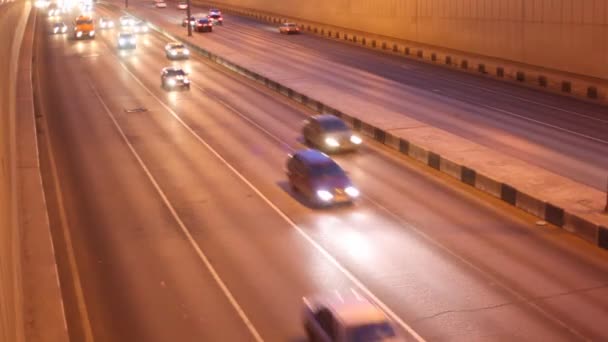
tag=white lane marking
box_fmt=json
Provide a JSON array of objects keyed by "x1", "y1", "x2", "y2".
[
  {"x1": 87, "y1": 78, "x2": 264, "y2": 342},
  {"x1": 110, "y1": 47, "x2": 426, "y2": 341},
  {"x1": 35, "y1": 54, "x2": 96, "y2": 342}
]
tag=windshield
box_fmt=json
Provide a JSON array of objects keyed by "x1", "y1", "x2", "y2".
[
  {"x1": 198, "y1": 19, "x2": 209, "y2": 23},
  {"x1": 76, "y1": 19, "x2": 93, "y2": 25},
  {"x1": 170, "y1": 44, "x2": 185, "y2": 49},
  {"x1": 310, "y1": 162, "x2": 344, "y2": 178},
  {"x1": 320, "y1": 119, "x2": 349, "y2": 132},
  {"x1": 347, "y1": 322, "x2": 397, "y2": 342},
  {"x1": 166, "y1": 70, "x2": 186, "y2": 76},
  {"x1": 286, "y1": 23, "x2": 297, "y2": 27},
  {"x1": 210, "y1": 14, "x2": 221, "y2": 18}
]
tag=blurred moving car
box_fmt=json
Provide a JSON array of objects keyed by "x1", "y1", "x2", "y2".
[
  {"x1": 51, "y1": 22, "x2": 68, "y2": 34},
  {"x1": 303, "y1": 291, "x2": 404, "y2": 342},
  {"x1": 99, "y1": 16, "x2": 115, "y2": 29},
  {"x1": 120, "y1": 15, "x2": 134, "y2": 27},
  {"x1": 117, "y1": 32, "x2": 136, "y2": 49},
  {"x1": 132, "y1": 20, "x2": 149, "y2": 33},
  {"x1": 209, "y1": 8, "x2": 221, "y2": 15},
  {"x1": 160, "y1": 67, "x2": 191, "y2": 90},
  {"x1": 73, "y1": 15, "x2": 95, "y2": 39},
  {"x1": 177, "y1": 1, "x2": 188, "y2": 9},
  {"x1": 164, "y1": 42, "x2": 190, "y2": 59},
  {"x1": 182, "y1": 16, "x2": 196, "y2": 27},
  {"x1": 279, "y1": 22, "x2": 300, "y2": 34},
  {"x1": 47, "y1": 3, "x2": 59, "y2": 17},
  {"x1": 207, "y1": 13, "x2": 223, "y2": 25},
  {"x1": 286, "y1": 149, "x2": 359, "y2": 206},
  {"x1": 302, "y1": 115, "x2": 362, "y2": 152},
  {"x1": 155, "y1": 1, "x2": 167, "y2": 8},
  {"x1": 194, "y1": 18, "x2": 212, "y2": 32}
]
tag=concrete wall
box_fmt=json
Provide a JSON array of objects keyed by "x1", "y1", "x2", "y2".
[
  {"x1": 216, "y1": 0, "x2": 608, "y2": 80},
  {"x1": 0, "y1": 2, "x2": 28, "y2": 342}
]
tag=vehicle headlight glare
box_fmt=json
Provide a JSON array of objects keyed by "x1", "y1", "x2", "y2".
[
  {"x1": 76, "y1": 31, "x2": 82, "y2": 37},
  {"x1": 350, "y1": 135, "x2": 362, "y2": 144},
  {"x1": 62, "y1": 27, "x2": 67, "y2": 32},
  {"x1": 168, "y1": 79, "x2": 176, "y2": 86},
  {"x1": 119, "y1": 38, "x2": 125, "y2": 45},
  {"x1": 316, "y1": 190, "x2": 334, "y2": 202},
  {"x1": 183, "y1": 49, "x2": 189, "y2": 55},
  {"x1": 345, "y1": 186, "x2": 360, "y2": 198},
  {"x1": 170, "y1": 50, "x2": 177, "y2": 55},
  {"x1": 325, "y1": 137, "x2": 340, "y2": 147},
  {"x1": 130, "y1": 38, "x2": 136, "y2": 44},
  {"x1": 89, "y1": 30, "x2": 95, "y2": 36},
  {"x1": 53, "y1": 27, "x2": 59, "y2": 33}
]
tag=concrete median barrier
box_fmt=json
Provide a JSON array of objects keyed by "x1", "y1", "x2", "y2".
[{"x1": 113, "y1": 4, "x2": 608, "y2": 250}]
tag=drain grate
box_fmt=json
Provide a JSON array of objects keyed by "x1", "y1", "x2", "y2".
[{"x1": 124, "y1": 107, "x2": 148, "y2": 113}]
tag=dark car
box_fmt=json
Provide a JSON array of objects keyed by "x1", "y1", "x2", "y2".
[
  {"x1": 286, "y1": 149, "x2": 359, "y2": 206},
  {"x1": 194, "y1": 18, "x2": 213, "y2": 32},
  {"x1": 208, "y1": 13, "x2": 223, "y2": 25},
  {"x1": 302, "y1": 115, "x2": 362, "y2": 152},
  {"x1": 51, "y1": 22, "x2": 68, "y2": 34},
  {"x1": 182, "y1": 16, "x2": 196, "y2": 27},
  {"x1": 160, "y1": 67, "x2": 190, "y2": 90},
  {"x1": 279, "y1": 22, "x2": 300, "y2": 34}
]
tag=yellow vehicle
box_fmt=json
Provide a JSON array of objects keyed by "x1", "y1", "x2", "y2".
[{"x1": 73, "y1": 15, "x2": 95, "y2": 39}]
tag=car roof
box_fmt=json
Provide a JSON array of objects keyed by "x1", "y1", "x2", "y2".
[
  {"x1": 162, "y1": 67, "x2": 184, "y2": 72},
  {"x1": 313, "y1": 114, "x2": 343, "y2": 124},
  {"x1": 293, "y1": 149, "x2": 333, "y2": 165},
  {"x1": 306, "y1": 291, "x2": 390, "y2": 326}
]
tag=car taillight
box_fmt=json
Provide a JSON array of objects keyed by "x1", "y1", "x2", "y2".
[{"x1": 219, "y1": 17, "x2": 223, "y2": 20}]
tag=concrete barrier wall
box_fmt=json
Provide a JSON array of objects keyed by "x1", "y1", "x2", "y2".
[{"x1": 211, "y1": 0, "x2": 608, "y2": 81}]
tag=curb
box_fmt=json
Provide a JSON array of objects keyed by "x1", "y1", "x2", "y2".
[
  {"x1": 194, "y1": 1, "x2": 608, "y2": 106},
  {"x1": 115, "y1": 5, "x2": 608, "y2": 250}
]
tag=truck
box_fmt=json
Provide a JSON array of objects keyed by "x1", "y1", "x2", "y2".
[{"x1": 73, "y1": 15, "x2": 95, "y2": 39}]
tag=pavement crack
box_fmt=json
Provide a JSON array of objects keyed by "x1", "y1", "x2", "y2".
[{"x1": 413, "y1": 283, "x2": 608, "y2": 323}]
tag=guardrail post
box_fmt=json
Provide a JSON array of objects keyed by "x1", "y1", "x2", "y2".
[{"x1": 605, "y1": 176, "x2": 608, "y2": 213}]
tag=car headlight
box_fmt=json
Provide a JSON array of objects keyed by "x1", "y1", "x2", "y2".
[
  {"x1": 130, "y1": 38, "x2": 136, "y2": 44},
  {"x1": 53, "y1": 27, "x2": 59, "y2": 33},
  {"x1": 344, "y1": 186, "x2": 360, "y2": 198},
  {"x1": 350, "y1": 135, "x2": 362, "y2": 144},
  {"x1": 167, "y1": 79, "x2": 176, "y2": 86},
  {"x1": 119, "y1": 38, "x2": 125, "y2": 45},
  {"x1": 76, "y1": 31, "x2": 82, "y2": 37},
  {"x1": 170, "y1": 50, "x2": 177, "y2": 55},
  {"x1": 62, "y1": 27, "x2": 67, "y2": 32},
  {"x1": 89, "y1": 30, "x2": 95, "y2": 36},
  {"x1": 142, "y1": 26, "x2": 148, "y2": 32},
  {"x1": 325, "y1": 137, "x2": 340, "y2": 147},
  {"x1": 183, "y1": 49, "x2": 189, "y2": 55},
  {"x1": 316, "y1": 190, "x2": 334, "y2": 202},
  {"x1": 183, "y1": 79, "x2": 190, "y2": 84},
  {"x1": 109, "y1": 22, "x2": 114, "y2": 27},
  {"x1": 101, "y1": 22, "x2": 106, "y2": 28}
]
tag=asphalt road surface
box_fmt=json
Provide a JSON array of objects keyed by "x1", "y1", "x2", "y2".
[
  {"x1": 115, "y1": 0, "x2": 608, "y2": 191},
  {"x1": 35, "y1": 6, "x2": 608, "y2": 342}
]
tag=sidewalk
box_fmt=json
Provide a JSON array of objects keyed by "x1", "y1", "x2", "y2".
[{"x1": 110, "y1": 1, "x2": 608, "y2": 249}]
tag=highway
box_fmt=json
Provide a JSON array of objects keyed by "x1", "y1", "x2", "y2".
[
  {"x1": 111, "y1": 0, "x2": 608, "y2": 191},
  {"x1": 33, "y1": 5, "x2": 608, "y2": 342}
]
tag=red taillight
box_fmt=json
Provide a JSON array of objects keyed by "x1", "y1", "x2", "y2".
[{"x1": 219, "y1": 17, "x2": 223, "y2": 21}]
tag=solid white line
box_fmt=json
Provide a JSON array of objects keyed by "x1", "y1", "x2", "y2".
[
  {"x1": 87, "y1": 78, "x2": 265, "y2": 342},
  {"x1": 110, "y1": 48, "x2": 426, "y2": 342}
]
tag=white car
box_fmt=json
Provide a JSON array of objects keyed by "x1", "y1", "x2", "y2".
[
  {"x1": 99, "y1": 17, "x2": 115, "y2": 29},
  {"x1": 165, "y1": 42, "x2": 190, "y2": 59},
  {"x1": 177, "y1": 1, "x2": 187, "y2": 9},
  {"x1": 117, "y1": 32, "x2": 136, "y2": 49},
  {"x1": 155, "y1": 1, "x2": 167, "y2": 8},
  {"x1": 120, "y1": 15, "x2": 134, "y2": 27},
  {"x1": 303, "y1": 291, "x2": 404, "y2": 342}
]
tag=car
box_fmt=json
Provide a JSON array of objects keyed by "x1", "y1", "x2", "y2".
[
  {"x1": 117, "y1": 32, "x2": 136, "y2": 49},
  {"x1": 302, "y1": 115, "x2": 362, "y2": 152},
  {"x1": 286, "y1": 149, "x2": 359, "y2": 206},
  {"x1": 177, "y1": 1, "x2": 187, "y2": 9},
  {"x1": 99, "y1": 17, "x2": 115, "y2": 29},
  {"x1": 303, "y1": 290, "x2": 404, "y2": 342},
  {"x1": 194, "y1": 18, "x2": 212, "y2": 32},
  {"x1": 160, "y1": 67, "x2": 190, "y2": 90},
  {"x1": 47, "y1": 3, "x2": 59, "y2": 16},
  {"x1": 132, "y1": 20, "x2": 149, "y2": 33},
  {"x1": 165, "y1": 42, "x2": 190, "y2": 59},
  {"x1": 209, "y1": 8, "x2": 221, "y2": 15},
  {"x1": 120, "y1": 15, "x2": 135, "y2": 27},
  {"x1": 182, "y1": 16, "x2": 196, "y2": 27},
  {"x1": 207, "y1": 13, "x2": 223, "y2": 25},
  {"x1": 155, "y1": 1, "x2": 166, "y2": 8},
  {"x1": 279, "y1": 22, "x2": 300, "y2": 34},
  {"x1": 51, "y1": 22, "x2": 68, "y2": 34}
]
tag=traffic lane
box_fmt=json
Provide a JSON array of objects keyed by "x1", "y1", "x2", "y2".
[
  {"x1": 40, "y1": 21, "x2": 262, "y2": 342},
  {"x1": 81, "y1": 17, "x2": 411, "y2": 341},
  {"x1": 124, "y1": 27, "x2": 608, "y2": 339},
  {"x1": 113, "y1": 0, "x2": 608, "y2": 190},
  {"x1": 192, "y1": 62, "x2": 608, "y2": 340},
  {"x1": 104, "y1": 24, "x2": 602, "y2": 340}
]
